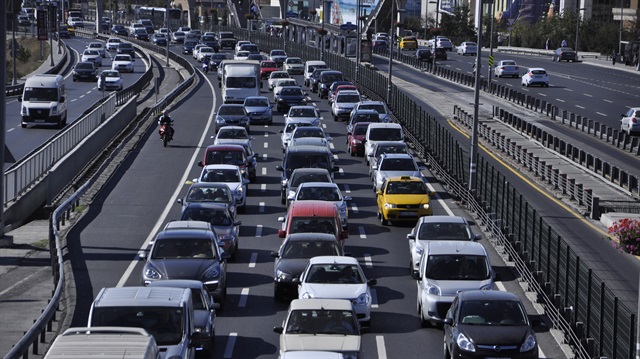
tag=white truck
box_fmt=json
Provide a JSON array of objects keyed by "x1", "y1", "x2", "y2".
[{"x1": 219, "y1": 60, "x2": 261, "y2": 104}]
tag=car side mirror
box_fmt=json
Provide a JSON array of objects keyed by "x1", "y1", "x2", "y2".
[
  {"x1": 287, "y1": 194, "x2": 295, "y2": 200},
  {"x1": 332, "y1": 166, "x2": 340, "y2": 172},
  {"x1": 443, "y1": 318, "x2": 453, "y2": 326},
  {"x1": 411, "y1": 269, "x2": 420, "y2": 280},
  {"x1": 275, "y1": 165, "x2": 284, "y2": 171},
  {"x1": 528, "y1": 315, "x2": 543, "y2": 327},
  {"x1": 270, "y1": 251, "x2": 279, "y2": 258},
  {"x1": 243, "y1": 179, "x2": 250, "y2": 185},
  {"x1": 60, "y1": 96, "x2": 65, "y2": 103},
  {"x1": 326, "y1": 136, "x2": 333, "y2": 141},
  {"x1": 278, "y1": 129, "x2": 284, "y2": 133},
  {"x1": 344, "y1": 196, "x2": 353, "y2": 201},
  {"x1": 212, "y1": 302, "x2": 221, "y2": 310},
  {"x1": 291, "y1": 277, "x2": 301, "y2": 284},
  {"x1": 139, "y1": 250, "x2": 148, "y2": 260},
  {"x1": 407, "y1": 234, "x2": 415, "y2": 240},
  {"x1": 197, "y1": 161, "x2": 204, "y2": 167},
  {"x1": 234, "y1": 221, "x2": 242, "y2": 226},
  {"x1": 273, "y1": 327, "x2": 283, "y2": 334},
  {"x1": 177, "y1": 199, "x2": 183, "y2": 204},
  {"x1": 220, "y1": 252, "x2": 231, "y2": 260},
  {"x1": 278, "y1": 229, "x2": 286, "y2": 238},
  {"x1": 368, "y1": 278, "x2": 377, "y2": 286},
  {"x1": 474, "y1": 234, "x2": 482, "y2": 241},
  {"x1": 419, "y1": 166, "x2": 426, "y2": 171}
]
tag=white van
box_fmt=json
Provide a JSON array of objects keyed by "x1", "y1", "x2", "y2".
[
  {"x1": 44, "y1": 327, "x2": 160, "y2": 359},
  {"x1": 88, "y1": 286, "x2": 198, "y2": 359},
  {"x1": 303, "y1": 60, "x2": 327, "y2": 87},
  {"x1": 220, "y1": 60, "x2": 261, "y2": 104},
  {"x1": 364, "y1": 123, "x2": 404, "y2": 161},
  {"x1": 19, "y1": 74, "x2": 67, "y2": 128}
]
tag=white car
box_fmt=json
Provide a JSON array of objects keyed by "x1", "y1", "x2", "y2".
[
  {"x1": 350, "y1": 100, "x2": 391, "y2": 123},
  {"x1": 273, "y1": 79, "x2": 299, "y2": 101},
  {"x1": 273, "y1": 299, "x2": 361, "y2": 357},
  {"x1": 214, "y1": 126, "x2": 250, "y2": 141},
  {"x1": 105, "y1": 38, "x2": 122, "y2": 51},
  {"x1": 234, "y1": 51, "x2": 250, "y2": 60},
  {"x1": 285, "y1": 106, "x2": 321, "y2": 127},
  {"x1": 288, "y1": 183, "x2": 350, "y2": 227},
  {"x1": 406, "y1": 215, "x2": 482, "y2": 273},
  {"x1": 494, "y1": 59, "x2": 520, "y2": 78},
  {"x1": 194, "y1": 164, "x2": 250, "y2": 210},
  {"x1": 269, "y1": 49, "x2": 288, "y2": 65},
  {"x1": 521, "y1": 67, "x2": 549, "y2": 87},
  {"x1": 456, "y1": 41, "x2": 477, "y2": 56},
  {"x1": 192, "y1": 44, "x2": 206, "y2": 59},
  {"x1": 297, "y1": 256, "x2": 375, "y2": 325},
  {"x1": 97, "y1": 70, "x2": 123, "y2": 91},
  {"x1": 372, "y1": 153, "x2": 425, "y2": 192},
  {"x1": 235, "y1": 41, "x2": 251, "y2": 52},
  {"x1": 111, "y1": 54, "x2": 134, "y2": 73},
  {"x1": 129, "y1": 22, "x2": 144, "y2": 35},
  {"x1": 157, "y1": 28, "x2": 171, "y2": 35},
  {"x1": 197, "y1": 47, "x2": 215, "y2": 62},
  {"x1": 87, "y1": 42, "x2": 106, "y2": 58},
  {"x1": 279, "y1": 119, "x2": 314, "y2": 152},
  {"x1": 268, "y1": 71, "x2": 291, "y2": 91},
  {"x1": 68, "y1": 17, "x2": 84, "y2": 27},
  {"x1": 331, "y1": 90, "x2": 361, "y2": 122},
  {"x1": 81, "y1": 49, "x2": 103, "y2": 67},
  {"x1": 621, "y1": 107, "x2": 640, "y2": 135},
  {"x1": 283, "y1": 57, "x2": 304, "y2": 75}
]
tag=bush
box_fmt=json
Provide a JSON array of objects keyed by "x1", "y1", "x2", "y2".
[
  {"x1": 17, "y1": 46, "x2": 31, "y2": 63},
  {"x1": 608, "y1": 218, "x2": 640, "y2": 255}
]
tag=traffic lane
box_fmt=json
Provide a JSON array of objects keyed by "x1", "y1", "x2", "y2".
[
  {"x1": 67, "y1": 70, "x2": 217, "y2": 327},
  {"x1": 4, "y1": 36, "x2": 147, "y2": 163}
]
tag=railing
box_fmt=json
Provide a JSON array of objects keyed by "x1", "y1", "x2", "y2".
[
  {"x1": 5, "y1": 39, "x2": 69, "y2": 97},
  {"x1": 235, "y1": 27, "x2": 634, "y2": 359}
]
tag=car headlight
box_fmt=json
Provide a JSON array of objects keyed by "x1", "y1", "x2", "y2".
[
  {"x1": 302, "y1": 98, "x2": 307, "y2": 103},
  {"x1": 50, "y1": 105, "x2": 58, "y2": 115},
  {"x1": 421, "y1": 203, "x2": 430, "y2": 209},
  {"x1": 21, "y1": 106, "x2": 27, "y2": 115},
  {"x1": 425, "y1": 282, "x2": 441, "y2": 296},
  {"x1": 144, "y1": 266, "x2": 162, "y2": 280},
  {"x1": 353, "y1": 292, "x2": 370, "y2": 305},
  {"x1": 275, "y1": 269, "x2": 292, "y2": 282},
  {"x1": 384, "y1": 203, "x2": 396, "y2": 209},
  {"x1": 351, "y1": 139, "x2": 362, "y2": 144},
  {"x1": 218, "y1": 234, "x2": 236, "y2": 242},
  {"x1": 288, "y1": 190, "x2": 296, "y2": 198},
  {"x1": 301, "y1": 292, "x2": 314, "y2": 299},
  {"x1": 202, "y1": 266, "x2": 220, "y2": 280},
  {"x1": 236, "y1": 186, "x2": 244, "y2": 194},
  {"x1": 456, "y1": 333, "x2": 475, "y2": 352},
  {"x1": 216, "y1": 117, "x2": 226, "y2": 124},
  {"x1": 520, "y1": 334, "x2": 537, "y2": 352}
]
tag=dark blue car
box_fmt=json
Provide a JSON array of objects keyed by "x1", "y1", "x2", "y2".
[
  {"x1": 276, "y1": 86, "x2": 308, "y2": 112},
  {"x1": 183, "y1": 40, "x2": 197, "y2": 54}
]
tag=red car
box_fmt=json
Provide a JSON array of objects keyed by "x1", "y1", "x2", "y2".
[
  {"x1": 347, "y1": 122, "x2": 373, "y2": 156},
  {"x1": 260, "y1": 60, "x2": 279, "y2": 79}
]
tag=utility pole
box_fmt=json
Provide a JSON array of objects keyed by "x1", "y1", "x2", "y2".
[
  {"x1": 469, "y1": 0, "x2": 484, "y2": 193},
  {"x1": 1, "y1": 0, "x2": 7, "y2": 238},
  {"x1": 166, "y1": 0, "x2": 170, "y2": 67},
  {"x1": 387, "y1": 0, "x2": 395, "y2": 104}
]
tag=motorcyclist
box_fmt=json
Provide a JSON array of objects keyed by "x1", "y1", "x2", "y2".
[
  {"x1": 158, "y1": 110, "x2": 175, "y2": 140},
  {"x1": 202, "y1": 57, "x2": 210, "y2": 73}
]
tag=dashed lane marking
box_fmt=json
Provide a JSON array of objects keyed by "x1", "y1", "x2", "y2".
[
  {"x1": 223, "y1": 333, "x2": 237, "y2": 358},
  {"x1": 255, "y1": 225, "x2": 263, "y2": 237},
  {"x1": 238, "y1": 288, "x2": 249, "y2": 307},
  {"x1": 259, "y1": 202, "x2": 265, "y2": 213},
  {"x1": 376, "y1": 336, "x2": 387, "y2": 359},
  {"x1": 358, "y1": 226, "x2": 366, "y2": 239},
  {"x1": 261, "y1": 184, "x2": 266, "y2": 192},
  {"x1": 249, "y1": 252, "x2": 257, "y2": 268}
]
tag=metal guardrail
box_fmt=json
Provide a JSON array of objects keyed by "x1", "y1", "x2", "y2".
[{"x1": 5, "y1": 40, "x2": 69, "y2": 97}]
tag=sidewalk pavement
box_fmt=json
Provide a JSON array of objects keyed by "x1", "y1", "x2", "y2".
[
  {"x1": 0, "y1": 48, "x2": 190, "y2": 358},
  {"x1": 9, "y1": 39, "x2": 67, "y2": 87}
]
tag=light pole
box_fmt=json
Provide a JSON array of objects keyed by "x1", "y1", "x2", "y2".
[
  {"x1": 618, "y1": 0, "x2": 623, "y2": 56},
  {"x1": 166, "y1": 0, "x2": 170, "y2": 67},
  {"x1": 574, "y1": 8, "x2": 585, "y2": 59},
  {"x1": 387, "y1": 0, "x2": 395, "y2": 103},
  {"x1": 49, "y1": 2, "x2": 55, "y2": 67},
  {"x1": 487, "y1": 1, "x2": 495, "y2": 84},
  {"x1": 469, "y1": 0, "x2": 484, "y2": 193},
  {"x1": 12, "y1": 0, "x2": 18, "y2": 85}
]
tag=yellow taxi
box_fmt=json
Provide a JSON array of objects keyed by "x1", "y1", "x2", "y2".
[
  {"x1": 399, "y1": 36, "x2": 418, "y2": 50},
  {"x1": 376, "y1": 176, "x2": 433, "y2": 225},
  {"x1": 66, "y1": 24, "x2": 76, "y2": 36}
]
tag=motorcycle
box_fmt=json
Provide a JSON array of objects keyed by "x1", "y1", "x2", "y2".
[
  {"x1": 202, "y1": 58, "x2": 210, "y2": 74},
  {"x1": 159, "y1": 120, "x2": 174, "y2": 147}
]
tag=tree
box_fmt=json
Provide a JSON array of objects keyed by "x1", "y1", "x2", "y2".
[{"x1": 439, "y1": 5, "x2": 475, "y2": 43}]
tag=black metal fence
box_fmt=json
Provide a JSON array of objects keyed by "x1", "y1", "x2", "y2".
[{"x1": 233, "y1": 26, "x2": 636, "y2": 359}]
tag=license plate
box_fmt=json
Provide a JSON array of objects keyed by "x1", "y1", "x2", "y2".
[
  {"x1": 34, "y1": 119, "x2": 45, "y2": 123},
  {"x1": 400, "y1": 211, "x2": 417, "y2": 217}
]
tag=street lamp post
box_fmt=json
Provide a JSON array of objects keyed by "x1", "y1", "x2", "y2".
[
  {"x1": 387, "y1": 0, "x2": 395, "y2": 103},
  {"x1": 575, "y1": 8, "x2": 586, "y2": 59},
  {"x1": 469, "y1": 0, "x2": 484, "y2": 193},
  {"x1": 618, "y1": 0, "x2": 623, "y2": 56},
  {"x1": 166, "y1": 0, "x2": 170, "y2": 67},
  {"x1": 49, "y1": 2, "x2": 55, "y2": 67}
]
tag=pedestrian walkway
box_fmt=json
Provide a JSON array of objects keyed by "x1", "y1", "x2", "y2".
[{"x1": 0, "y1": 46, "x2": 188, "y2": 358}]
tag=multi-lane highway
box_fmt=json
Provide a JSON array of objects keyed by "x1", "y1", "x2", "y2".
[{"x1": 60, "y1": 41, "x2": 572, "y2": 358}]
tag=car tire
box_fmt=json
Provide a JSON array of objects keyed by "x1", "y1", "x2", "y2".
[
  {"x1": 379, "y1": 211, "x2": 389, "y2": 226},
  {"x1": 281, "y1": 192, "x2": 286, "y2": 205},
  {"x1": 418, "y1": 303, "x2": 431, "y2": 328}
]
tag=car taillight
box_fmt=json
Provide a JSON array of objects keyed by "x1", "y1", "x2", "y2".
[{"x1": 632, "y1": 118, "x2": 637, "y2": 123}]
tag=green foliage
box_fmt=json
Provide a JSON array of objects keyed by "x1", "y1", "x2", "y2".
[
  {"x1": 439, "y1": 6, "x2": 476, "y2": 43},
  {"x1": 221, "y1": 9, "x2": 228, "y2": 26},
  {"x1": 211, "y1": 9, "x2": 219, "y2": 26},
  {"x1": 17, "y1": 46, "x2": 31, "y2": 63}
]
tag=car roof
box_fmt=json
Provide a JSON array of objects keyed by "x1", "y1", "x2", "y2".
[
  {"x1": 203, "y1": 164, "x2": 240, "y2": 170},
  {"x1": 164, "y1": 220, "x2": 213, "y2": 231},
  {"x1": 417, "y1": 215, "x2": 469, "y2": 225},
  {"x1": 386, "y1": 175, "x2": 424, "y2": 183},
  {"x1": 336, "y1": 90, "x2": 360, "y2": 96},
  {"x1": 188, "y1": 182, "x2": 232, "y2": 190},
  {"x1": 184, "y1": 202, "x2": 229, "y2": 210},
  {"x1": 528, "y1": 67, "x2": 546, "y2": 71},
  {"x1": 380, "y1": 153, "x2": 413, "y2": 159},
  {"x1": 291, "y1": 168, "x2": 331, "y2": 175},
  {"x1": 374, "y1": 141, "x2": 407, "y2": 147},
  {"x1": 368, "y1": 122, "x2": 402, "y2": 129},
  {"x1": 353, "y1": 122, "x2": 374, "y2": 129},
  {"x1": 457, "y1": 289, "x2": 521, "y2": 302},
  {"x1": 285, "y1": 145, "x2": 331, "y2": 154},
  {"x1": 288, "y1": 200, "x2": 338, "y2": 215},
  {"x1": 308, "y1": 256, "x2": 358, "y2": 265},
  {"x1": 426, "y1": 240, "x2": 487, "y2": 255},
  {"x1": 298, "y1": 182, "x2": 339, "y2": 189},
  {"x1": 289, "y1": 298, "x2": 354, "y2": 311},
  {"x1": 353, "y1": 109, "x2": 379, "y2": 115}
]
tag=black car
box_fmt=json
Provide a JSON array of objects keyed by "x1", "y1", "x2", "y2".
[
  {"x1": 73, "y1": 61, "x2": 98, "y2": 82},
  {"x1": 271, "y1": 233, "x2": 344, "y2": 300},
  {"x1": 180, "y1": 202, "x2": 241, "y2": 260},
  {"x1": 200, "y1": 35, "x2": 220, "y2": 52},
  {"x1": 133, "y1": 29, "x2": 149, "y2": 41},
  {"x1": 151, "y1": 33, "x2": 168, "y2": 46},
  {"x1": 116, "y1": 42, "x2": 135, "y2": 58},
  {"x1": 552, "y1": 47, "x2": 577, "y2": 62},
  {"x1": 17, "y1": 15, "x2": 31, "y2": 26},
  {"x1": 218, "y1": 31, "x2": 237, "y2": 49},
  {"x1": 433, "y1": 47, "x2": 448, "y2": 60},
  {"x1": 276, "y1": 86, "x2": 308, "y2": 112},
  {"x1": 444, "y1": 290, "x2": 539, "y2": 359},
  {"x1": 183, "y1": 40, "x2": 198, "y2": 54},
  {"x1": 309, "y1": 68, "x2": 330, "y2": 93},
  {"x1": 214, "y1": 104, "x2": 250, "y2": 131},
  {"x1": 111, "y1": 24, "x2": 127, "y2": 36},
  {"x1": 58, "y1": 25, "x2": 71, "y2": 38},
  {"x1": 208, "y1": 53, "x2": 227, "y2": 69},
  {"x1": 416, "y1": 48, "x2": 432, "y2": 61}
]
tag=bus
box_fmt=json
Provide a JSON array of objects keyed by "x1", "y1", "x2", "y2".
[{"x1": 135, "y1": 6, "x2": 182, "y2": 30}]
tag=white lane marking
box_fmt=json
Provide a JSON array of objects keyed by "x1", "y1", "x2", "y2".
[
  {"x1": 584, "y1": 93, "x2": 593, "y2": 97},
  {"x1": 261, "y1": 167, "x2": 267, "y2": 175},
  {"x1": 263, "y1": 142, "x2": 268, "y2": 148},
  {"x1": 256, "y1": 225, "x2": 263, "y2": 237},
  {"x1": 333, "y1": 154, "x2": 339, "y2": 161},
  {"x1": 596, "y1": 112, "x2": 607, "y2": 117},
  {"x1": 238, "y1": 288, "x2": 249, "y2": 307},
  {"x1": 351, "y1": 203, "x2": 359, "y2": 213},
  {"x1": 604, "y1": 99, "x2": 613, "y2": 103},
  {"x1": 259, "y1": 202, "x2": 265, "y2": 213},
  {"x1": 7, "y1": 128, "x2": 15, "y2": 133},
  {"x1": 261, "y1": 183, "x2": 266, "y2": 192},
  {"x1": 425, "y1": 181, "x2": 454, "y2": 216},
  {"x1": 575, "y1": 105, "x2": 585, "y2": 109},
  {"x1": 564, "y1": 88, "x2": 573, "y2": 92},
  {"x1": 329, "y1": 142, "x2": 335, "y2": 149},
  {"x1": 223, "y1": 333, "x2": 238, "y2": 358},
  {"x1": 371, "y1": 288, "x2": 379, "y2": 309},
  {"x1": 249, "y1": 252, "x2": 258, "y2": 268},
  {"x1": 555, "y1": 98, "x2": 565, "y2": 102},
  {"x1": 339, "y1": 167, "x2": 345, "y2": 176},
  {"x1": 264, "y1": 133, "x2": 269, "y2": 138},
  {"x1": 537, "y1": 93, "x2": 547, "y2": 97},
  {"x1": 117, "y1": 64, "x2": 218, "y2": 288},
  {"x1": 376, "y1": 336, "x2": 387, "y2": 359},
  {"x1": 322, "y1": 123, "x2": 327, "y2": 129},
  {"x1": 364, "y1": 254, "x2": 372, "y2": 268},
  {"x1": 70, "y1": 99, "x2": 77, "y2": 102},
  {"x1": 358, "y1": 226, "x2": 366, "y2": 239},
  {"x1": 343, "y1": 184, "x2": 351, "y2": 193},
  {"x1": 0, "y1": 267, "x2": 49, "y2": 296},
  {"x1": 262, "y1": 153, "x2": 267, "y2": 161},
  {"x1": 79, "y1": 95, "x2": 85, "y2": 98},
  {"x1": 86, "y1": 90, "x2": 92, "y2": 94}
]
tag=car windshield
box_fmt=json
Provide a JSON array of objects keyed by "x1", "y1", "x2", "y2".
[
  {"x1": 152, "y1": 237, "x2": 216, "y2": 259},
  {"x1": 369, "y1": 128, "x2": 402, "y2": 141},
  {"x1": 219, "y1": 106, "x2": 246, "y2": 115},
  {"x1": 201, "y1": 168, "x2": 241, "y2": 182},
  {"x1": 417, "y1": 222, "x2": 472, "y2": 240},
  {"x1": 23, "y1": 87, "x2": 57, "y2": 101},
  {"x1": 293, "y1": 128, "x2": 323, "y2": 138},
  {"x1": 202, "y1": 36, "x2": 216, "y2": 41},
  {"x1": 114, "y1": 55, "x2": 130, "y2": 61},
  {"x1": 305, "y1": 264, "x2": 364, "y2": 284},
  {"x1": 219, "y1": 33, "x2": 233, "y2": 39},
  {"x1": 280, "y1": 88, "x2": 303, "y2": 96},
  {"x1": 531, "y1": 70, "x2": 547, "y2": 75},
  {"x1": 102, "y1": 71, "x2": 119, "y2": 77},
  {"x1": 281, "y1": 240, "x2": 339, "y2": 259},
  {"x1": 205, "y1": 150, "x2": 245, "y2": 166},
  {"x1": 262, "y1": 61, "x2": 277, "y2": 68},
  {"x1": 91, "y1": 307, "x2": 184, "y2": 346},
  {"x1": 353, "y1": 125, "x2": 369, "y2": 135},
  {"x1": 181, "y1": 207, "x2": 233, "y2": 226},
  {"x1": 212, "y1": 54, "x2": 226, "y2": 60},
  {"x1": 290, "y1": 108, "x2": 317, "y2": 117},
  {"x1": 290, "y1": 217, "x2": 336, "y2": 234},
  {"x1": 503, "y1": 61, "x2": 516, "y2": 66},
  {"x1": 271, "y1": 50, "x2": 286, "y2": 56},
  {"x1": 286, "y1": 309, "x2": 358, "y2": 335},
  {"x1": 337, "y1": 94, "x2": 360, "y2": 103},
  {"x1": 354, "y1": 113, "x2": 379, "y2": 122},
  {"x1": 321, "y1": 73, "x2": 342, "y2": 83},
  {"x1": 226, "y1": 77, "x2": 256, "y2": 88},
  {"x1": 426, "y1": 254, "x2": 489, "y2": 280},
  {"x1": 386, "y1": 181, "x2": 427, "y2": 194},
  {"x1": 459, "y1": 300, "x2": 527, "y2": 326},
  {"x1": 186, "y1": 186, "x2": 232, "y2": 203},
  {"x1": 285, "y1": 122, "x2": 312, "y2": 133},
  {"x1": 287, "y1": 58, "x2": 302, "y2": 64},
  {"x1": 184, "y1": 41, "x2": 197, "y2": 47},
  {"x1": 297, "y1": 186, "x2": 340, "y2": 201},
  {"x1": 379, "y1": 158, "x2": 416, "y2": 171},
  {"x1": 76, "y1": 63, "x2": 94, "y2": 69},
  {"x1": 84, "y1": 50, "x2": 99, "y2": 55},
  {"x1": 375, "y1": 144, "x2": 407, "y2": 157},
  {"x1": 245, "y1": 98, "x2": 269, "y2": 106},
  {"x1": 217, "y1": 129, "x2": 248, "y2": 139},
  {"x1": 89, "y1": 44, "x2": 102, "y2": 48},
  {"x1": 200, "y1": 47, "x2": 213, "y2": 53},
  {"x1": 155, "y1": 34, "x2": 166, "y2": 38},
  {"x1": 271, "y1": 72, "x2": 289, "y2": 79},
  {"x1": 290, "y1": 173, "x2": 331, "y2": 187}
]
